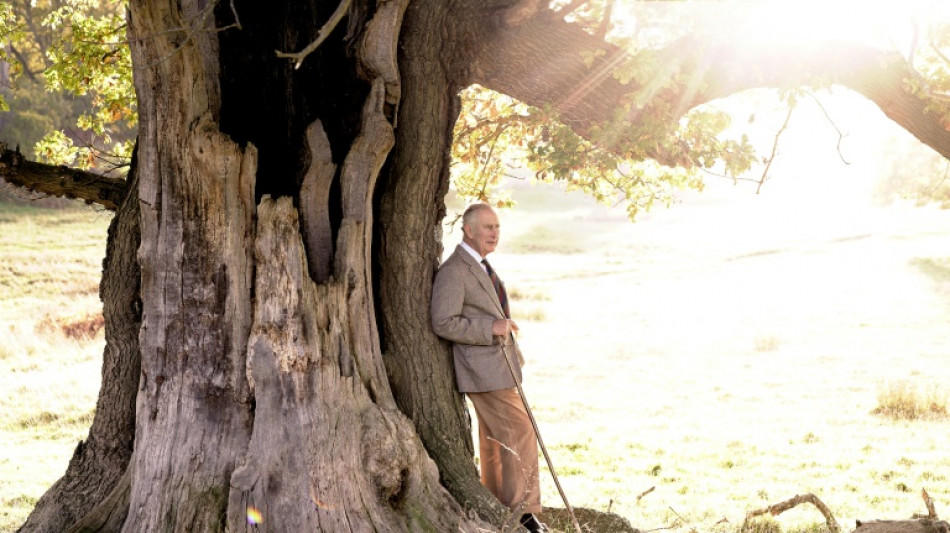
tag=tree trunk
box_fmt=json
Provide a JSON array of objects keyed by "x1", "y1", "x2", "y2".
[
  {"x1": 112, "y1": 0, "x2": 489, "y2": 530},
  {"x1": 376, "y1": 0, "x2": 511, "y2": 524}
]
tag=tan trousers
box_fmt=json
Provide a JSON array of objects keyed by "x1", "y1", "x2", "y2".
[{"x1": 468, "y1": 388, "x2": 542, "y2": 514}]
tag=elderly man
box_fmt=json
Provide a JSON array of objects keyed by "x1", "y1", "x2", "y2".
[{"x1": 431, "y1": 203, "x2": 546, "y2": 533}]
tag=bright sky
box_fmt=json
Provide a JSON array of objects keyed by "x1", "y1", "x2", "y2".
[
  {"x1": 595, "y1": 1, "x2": 950, "y2": 219},
  {"x1": 609, "y1": 0, "x2": 950, "y2": 51}
]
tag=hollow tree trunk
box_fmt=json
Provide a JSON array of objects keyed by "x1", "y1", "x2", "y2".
[
  {"x1": 114, "y1": 0, "x2": 487, "y2": 530},
  {"x1": 18, "y1": 153, "x2": 141, "y2": 533}
]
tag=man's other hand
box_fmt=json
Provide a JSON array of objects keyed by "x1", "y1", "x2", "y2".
[{"x1": 491, "y1": 319, "x2": 519, "y2": 337}]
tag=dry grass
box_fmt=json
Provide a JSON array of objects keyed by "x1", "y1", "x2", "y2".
[
  {"x1": 3, "y1": 182, "x2": 950, "y2": 532},
  {"x1": 873, "y1": 380, "x2": 948, "y2": 420},
  {"x1": 447, "y1": 182, "x2": 950, "y2": 532},
  {"x1": 35, "y1": 311, "x2": 105, "y2": 340},
  {"x1": 0, "y1": 201, "x2": 110, "y2": 532}
]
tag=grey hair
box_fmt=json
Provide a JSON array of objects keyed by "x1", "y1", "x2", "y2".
[{"x1": 461, "y1": 203, "x2": 494, "y2": 228}]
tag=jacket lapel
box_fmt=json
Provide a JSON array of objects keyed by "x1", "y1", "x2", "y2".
[{"x1": 456, "y1": 245, "x2": 506, "y2": 317}]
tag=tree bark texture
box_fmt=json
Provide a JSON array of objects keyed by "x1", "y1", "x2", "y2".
[
  {"x1": 126, "y1": 0, "x2": 256, "y2": 526},
  {"x1": 0, "y1": 143, "x2": 128, "y2": 210},
  {"x1": 116, "y1": 0, "x2": 488, "y2": 530},
  {"x1": 377, "y1": 0, "x2": 511, "y2": 525}
]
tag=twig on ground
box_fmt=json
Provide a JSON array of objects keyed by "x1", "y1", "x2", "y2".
[
  {"x1": 636, "y1": 486, "x2": 655, "y2": 504},
  {"x1": 743, "y1": 493, "x2": 841, "y2": 533},
  {"x1": 912, "y1": 488, "x2": 938, "y2": 520}
]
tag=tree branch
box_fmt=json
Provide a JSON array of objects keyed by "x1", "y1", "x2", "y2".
[
  {"x1": 553, "y1": 0, "x2": 587, "y2": 19},
  {"x1": 808, "y1": 91, "x2": 851, "y2": 165},
  {"x1": 757, "y1": 103, "x2": 795, "y2": 193},
  {"x1": 472, "y1": 13, "x2": 950, "y2": 164},
  {"x1": 275, "y1": 0, "x2": 351, "y2": 69},
  {"x1": 0, "y1": 143, "x2": 128, "y2": 210},
  {"x1": 8, "y1": 44, "x2": 40, "y2": 83},
  {"x1": 595, "y1": 0, "x2": 615, "y2": 40}
]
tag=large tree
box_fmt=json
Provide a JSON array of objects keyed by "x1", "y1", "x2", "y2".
[{"x1": 3, "y1": 0, "x2": 950, "y2": 531}]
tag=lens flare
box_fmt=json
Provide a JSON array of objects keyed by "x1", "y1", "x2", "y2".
[{"x1": 246, "y1": 506, "x2": 263, "y2": 525}]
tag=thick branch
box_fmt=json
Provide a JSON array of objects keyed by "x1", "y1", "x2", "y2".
[
  {"x1": 0, "y1": 143, "x2": 128, "y2": 210},
  {"x1": 8, "y1": 44, "x2": 41, "y2": 83},
  {"x1": 472, "y1": 13, "x2": 950, "y2": 163}
]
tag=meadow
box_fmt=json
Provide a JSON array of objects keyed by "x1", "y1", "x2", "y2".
[
  {"x1": 0, "y1": 201, "x2": 112, "y2": 531},
  {"x1": 1, "y1": 180, "x2": 949, "y2": 532}
]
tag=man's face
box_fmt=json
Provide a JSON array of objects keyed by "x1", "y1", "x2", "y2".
[{"x1": 463, "y1": 208, "x2": 500, "y2": 257}]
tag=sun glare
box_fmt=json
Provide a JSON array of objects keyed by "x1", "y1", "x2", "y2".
[
  {"x1": 607, "y1": 1, "x2": 950, "y2": 53},
  {"x1": 739, "y1": 0, "x2": 907, "y2": 48}
]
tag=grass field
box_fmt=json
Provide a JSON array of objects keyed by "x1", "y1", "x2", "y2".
[
  {"x1": 447, "y1": 181, "x2": 950, "y2": 532},
  {"x1": 2, "y1": 182, "x2": 949, "y2": 532},
  {"x1": 0, "y1": 202, "x2": 112, "y2": 531}
]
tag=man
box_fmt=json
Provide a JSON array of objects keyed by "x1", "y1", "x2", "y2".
[{"x1": 431, "y1": 203, "x2": 546, "y2": 533}]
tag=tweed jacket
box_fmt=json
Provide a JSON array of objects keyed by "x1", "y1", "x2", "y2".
[{"x1": 431, "y1": 245, "x2": 524, "y2": 393}]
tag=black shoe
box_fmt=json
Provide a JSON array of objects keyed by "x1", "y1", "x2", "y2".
[{"x1": 519, "y1": 513, "x2": 548, "y2": 532}]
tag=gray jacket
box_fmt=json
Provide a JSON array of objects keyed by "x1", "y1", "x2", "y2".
[{"x1": 431, "y1": 245, "x2": 524, "y2": 393}]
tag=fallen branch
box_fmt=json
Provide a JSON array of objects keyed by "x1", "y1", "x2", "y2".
[
  {"x1": 636, "y1": 486, "x2": 655, "y2": 504},
  {"x1": 0, "y1": 143, "x2": 128, "y2": 211},
  {"x1": 743, "y1": 493, "x2": 841, "y2": 533}
]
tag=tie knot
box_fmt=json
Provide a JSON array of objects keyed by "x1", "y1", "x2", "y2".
[{"x1": 481, "y1": 259, "x2": 492, "y2": 271}]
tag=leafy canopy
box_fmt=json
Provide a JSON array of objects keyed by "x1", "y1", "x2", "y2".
[
  {"x1": 1, "y1": 0, "x2": 132, "y2": 172},
  {"x1": 2, "y1": 0, "x2": 950, "y2": 208},
  {"x1": 452, "y1": 1, "x2": 950, "y2": 215}
]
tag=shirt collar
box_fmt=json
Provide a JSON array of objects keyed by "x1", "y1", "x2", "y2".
[{"x1": 459, "y1": 241, "x2": 486, "y2": 267}]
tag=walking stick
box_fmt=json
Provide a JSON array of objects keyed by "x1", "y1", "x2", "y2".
[{"x1": 501, "y1": 339, "x2": 582, "y2": 533}]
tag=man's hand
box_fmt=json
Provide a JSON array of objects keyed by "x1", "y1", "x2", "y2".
[{"x1": 491, "y1": 319, "x2": 519, "y2": 337}]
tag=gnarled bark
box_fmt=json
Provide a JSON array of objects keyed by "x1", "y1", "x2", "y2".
[
  {"x1": 117, "y1": 0, "x2": 489, "y2": 530},
  {"x1": 377, "y1": 0, "x2": 511, "y2": 525}
]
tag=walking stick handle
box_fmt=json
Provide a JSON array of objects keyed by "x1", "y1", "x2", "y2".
[{"x1": 501, "y1": 340, "x2": 583, "y2": 533}]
